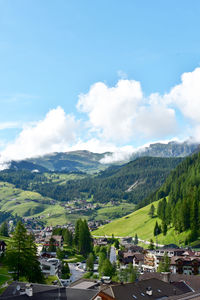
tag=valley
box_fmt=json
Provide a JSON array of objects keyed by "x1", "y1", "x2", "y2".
[{"x1": 0, "y1": 143, "x2": 200, "y2": 246}]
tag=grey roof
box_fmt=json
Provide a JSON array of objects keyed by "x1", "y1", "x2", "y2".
[
  {"x1": 101, "y1": 278, "x2": 185, "y2": 300},
  {"x1": 139, "y1": 273, "x2": 200, "y2": 292},
  {"x1": 0, "y1": 282, "x2": 98, "y2": 300},
  {"x1": 69, "y1": 278, "x2": 100, "y2": 289}
]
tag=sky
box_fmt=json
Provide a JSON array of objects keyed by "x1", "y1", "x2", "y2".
[{"x1": 1, "y1": 0, "x2": 200, "y2": 165}]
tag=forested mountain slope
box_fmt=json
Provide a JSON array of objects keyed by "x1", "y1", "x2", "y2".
[
  {"x1": 0, "y1": 157, "x2": 183, "y2": 204},
  {"x1": 8, "y1": 150, "x2": 110, "y2": 173},
  {"x1": 144, "y1": 152, "x2": 200, "y2": 241},
  {"x1": 96, "y1": 151, "x2": 200, "y2": 245}
]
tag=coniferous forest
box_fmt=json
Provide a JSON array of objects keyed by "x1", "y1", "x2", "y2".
[{"x1": 147, "y1": 152, "x2": 200, "y2": 241}]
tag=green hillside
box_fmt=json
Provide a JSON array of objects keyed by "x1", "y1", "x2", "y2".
[
  {"x1": 0, "y1": 157, "x2": 182, "y2": 205},
  {"x1": 94, "y1": 151, "x2": 200, "y2": 246},
  {"x1": 0, "y1": 181, "x2": 68, "y2": 225},
  {"x1": 27, "y1": 150, "x2": 108, "y2": 173},
  {"x1": 93, "y1": 200, "x2": 190, "y2": 246}
]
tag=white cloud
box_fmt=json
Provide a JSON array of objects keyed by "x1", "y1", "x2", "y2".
[
  {"x1": 133, "y1": 104, "x2": 177, "y2": 139},
  {"x1": 77, "y1": 79, "x2": 177, "y2": 142},
  {"x1": 0, "y1": 107, "x2": 79, "y2": 164},
  {"x1": 165, "y1": 67, "x2": 200, "y2": 123},
  {"x1": 1, "y1": 67, "x2": 200, "y2": 166}
]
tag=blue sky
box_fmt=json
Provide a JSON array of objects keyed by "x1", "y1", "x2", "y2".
[{"x1": 1, "y1": 0, "x2": 200, "y2": 164}]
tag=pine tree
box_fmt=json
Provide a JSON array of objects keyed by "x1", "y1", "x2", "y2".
[
  {"x1": 154, "y1": 221, "x2": 161, "y2": 236},
  {"x1": 148, "y1": 239, "x2": 154, "y2": 250},
  {"x1": 5, "y1": 221, "x2": 43, "y2": 282},
  {"x1": 63, "y1": 228, "x2": 73, "y2": 246},
  {"x1": 74, "y1": 219, "x2": 82, "y2": 249},
  {"x1": 157, "y1": 252, "x2": 170, "y2": 272},
  {"x1": 162, "y1": 221, "x2": 167, "y2": 236},
  {"x1": 0, "y1": 221, "x2": 9, "y2": 237},
  {"x1": 134, "y1": 234, "x2": 138, "y2": 245},
  {"x1": 86, "y1": 252, "x2": 94, "y2": 271},
  {"x1": 24, "y1": 234, "x2": 44, "y2": 283},
  {"x1": 148, "y1": 204, "x2": 155, "y2": 218},
  {"x1": 5, "y1": 221, "x2": 27, "y2": 280},
  {"x1": 100, "y1": 259, "x2": 114, "y2": 277},
  {"x1": 75, "y1": 219, "x2": 93, "y2": 257},
  {"x1": 98, "y1": 250, "x2": 107, "y2": 273}
]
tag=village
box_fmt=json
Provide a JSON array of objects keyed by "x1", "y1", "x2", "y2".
[{"x1": 1, "y1": 221, "x2": 200, "y2": 299}]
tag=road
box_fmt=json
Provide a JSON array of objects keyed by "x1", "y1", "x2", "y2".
[
  {"x1": 93, "y1": 235, "x2": 164, "y2": 248},
  {"x1": 110, "y1": 246, "x2": 117, "y2": 264},
  {"x1": 69, "y1": 263, "x2": 85, "y2": 283}
]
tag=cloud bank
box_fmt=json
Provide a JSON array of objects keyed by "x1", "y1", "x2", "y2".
[
  {"x1": 1, "y1": 67, "x2": 200, "y2": 166},
  {"x1": 0, "y1": 107, "x2": 79, "y2": 167}
]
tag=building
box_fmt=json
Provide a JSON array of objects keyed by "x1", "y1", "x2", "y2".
[
  {"x1": 92, "y1": 278, "x2": 188, "y2": 300},
  {"x1": 39, "y1": 258, "x2": 61, "y2": 276},
  {"x1": 170, "y1": 256, "x2": 200, "y2": 275},
  {"x1": 0, "y1": 282, "x2": 98, "y2": 299}
]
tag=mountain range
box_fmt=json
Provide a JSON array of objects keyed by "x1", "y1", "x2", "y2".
[{"x1": 6, "y1": 141, "x2": 199, "y2": 173}]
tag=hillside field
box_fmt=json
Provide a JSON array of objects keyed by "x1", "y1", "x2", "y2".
[{"x1": 93, "y1": 200, "x2": 191, "y2": 246}]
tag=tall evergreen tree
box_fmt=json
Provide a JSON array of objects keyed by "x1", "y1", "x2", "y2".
[
  {"x1": 63, "y1": 228, "x2": 73, "y2": 246},
  {"x1": 161, "y1": 221, "x2": 167, "y2": 236},
  {"x1": 154, "y1": 221, "x2": 161, "y2": 236},
  {"x1": 78, "y1": 220, "x2": 92, "y2": 256},
  {"x1": 157, "y1": 252, "x2": 170, "y2": 272},
  {"x1": 0, "y1": 221, "x2": 9, "y2": 237},
  {"x1": 74, "y1": 219, "x2": 82, "y2": 249},
  {"x1": 86, "y1": 252, "x2": 94, "y2": 271},
  {"x1": 5, "y1": 221, "x2": 43, "y2": 282},
  {"x1": 148, "y1": 204, "x2": 155, "y2": 218},
  {"x1": 148, "y1": 239, "x2": 154, "y2": 250},
  {"x1": 134, "y1": 233, "x2": 138, "y2": 245}
]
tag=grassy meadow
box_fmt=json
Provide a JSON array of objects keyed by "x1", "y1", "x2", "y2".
[{"x1": 93, "y1": 200, "x2": 190, "y2": 246}]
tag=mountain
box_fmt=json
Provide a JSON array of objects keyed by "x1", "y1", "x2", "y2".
[
  {"x1": 9, "y1": 160, "x2": 49, "y2": 173},
  {"x1": 0, "y1": 156, "x2": 182, "y2": 204},
  {"x1": 8, "y1": 150, "x2": 111, "y2": 173},
  {"x1": 86, "y1": 156, "x2": 184, "y2": 204},
  {"x1": 130, "y1": 141, "x2": 198, "y2": 160},
  {"x1": 4, "y1": 141, "x2": 199, "y2": 174}
]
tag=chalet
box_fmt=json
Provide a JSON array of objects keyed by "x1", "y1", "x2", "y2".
[
  {"x1": 44, "y1": 235, "x2": 64, "y2": 248},
  {"x1": 142, "y1": 252, "x2": 157, "y2": 272},
  {"x1": 154, "y1": 247, "x2": 185, "y2": 258},
  {"x1": 120, "y1": 236, "x2": 133, "y2": 245},
  {"x1": 132, "y1": 253, "x2": 145, "y2": 270},
  {"x1": 124, "y1": 244, "x2": 144, "y2": 253},
  {"x1": 170, "y1": 256, "x2": 200, "y2": 275}
]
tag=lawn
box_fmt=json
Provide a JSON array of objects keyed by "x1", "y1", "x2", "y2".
[
  {"x1": 0, "y1": 266, "x2": 12, "y2": 293},
  {"x1": 45, "y1": 275, "x2": 59, "y2": 285}
]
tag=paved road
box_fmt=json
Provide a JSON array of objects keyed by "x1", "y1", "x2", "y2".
[
  {"x1": 110, "y1": 246, "x2": 117, "y2": 264},
  {"x1": 93, "y1": 235, "x2": 164, "y2": 248},
  {"x1": 69, "y1": 263, "x2": 85, "y2": 283}
]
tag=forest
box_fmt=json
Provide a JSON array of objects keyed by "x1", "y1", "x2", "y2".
[
  {"x1": 0, "y1": 157, "x2": 182, "y2": 205},
  {"x1": 147, "y1": 152, "x2": 200, "y2": 242}
]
